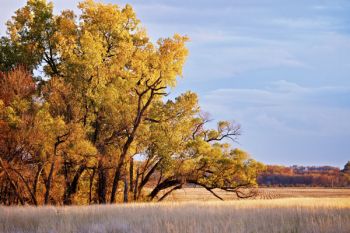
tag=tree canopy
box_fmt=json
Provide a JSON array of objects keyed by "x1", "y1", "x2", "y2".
[{"x1": 0, "y1": 0, "x2": 264, "y2": 205}]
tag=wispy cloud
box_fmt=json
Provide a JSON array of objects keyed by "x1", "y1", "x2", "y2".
[
  {"x1": 1, "y1": 0, "x2": 349, "y2": 166},
  {"x1": 202, "y1": 81, "x2": 350, "y2": 136},
  {"x1": 270, "y1": 18, "x2": 334, "y2": 30},
  {"x1": 200, "y1": 81, "x2": 350, "y2": 165}
]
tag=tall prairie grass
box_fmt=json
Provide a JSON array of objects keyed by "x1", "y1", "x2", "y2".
[
  {"x1": 160, "y1": 187, "x2": 350, "y2": 201},
  {"x1": 1, "y1": 198, "x2": 349, "y2": 233}
]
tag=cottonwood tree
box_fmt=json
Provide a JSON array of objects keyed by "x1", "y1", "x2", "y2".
[
  {"x1": 128, "y1": 93, "x2": 264, "y2": 201},
  {"x1": 342, "y1": 162, "x2": 350, "y2": 185},
  {"x1": 0, "y1": 0, "x2": 264, "y2": 205}
]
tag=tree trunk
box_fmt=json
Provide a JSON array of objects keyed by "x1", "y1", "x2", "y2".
[
  {"x1": 123, "y1": 176, "x2": 128, "y2": 203},
  {"x1": 63, "y1": 165, "x2": 86, "y2": 205},
  {"x1": 89, "y1": 168, "x2": 96, "y2": 204},
  {"x1": 44, "y1": 161, "x2": 55, "y2": 204},
  {"x1": 110, "y1": 88, "x2": 156, "y2": 203},
  {"x1": 110, "y1": 136, "x2": 133, "y2": 203},
  {"x1": 0, "y1": 158, "x2": 25, "y2": 205},
  {"x1": 137, "y1": 160, "x2": 160, "y2": 199},
  {"x1": 97, "y1": 161, "x2": 107, "y2": 203},
  {"x1": 129, "y1": 158, "x2": 134, "y2": 192},
  {"x1": 149, "y1": 179, "x2": 180, "y2": 200},
  {"x1": 133, "y1": 167, "x2": 140, "y2": 201},
  {"x1": 45, "y1": 136, "x2": 66, "y2": 205},
  {"x1": 33, "y1": 164, "x2": 43, "y2": 204}
]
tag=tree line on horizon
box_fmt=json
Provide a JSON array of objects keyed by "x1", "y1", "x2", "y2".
[
  {"x1": 258, "y1": 163, "x2": 350, "y2": 187},
  {"x1": 0, "y1": 0, "x2": 264, "y2": 205}
]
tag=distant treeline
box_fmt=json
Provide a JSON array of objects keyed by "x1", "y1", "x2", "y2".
[{"x1": 258, "y1": 162, "x2": 350, "y2": 187}]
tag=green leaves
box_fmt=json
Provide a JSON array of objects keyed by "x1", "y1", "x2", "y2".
[{"x1": 5, "y1": 0, "x2": 56, "y2": 72}]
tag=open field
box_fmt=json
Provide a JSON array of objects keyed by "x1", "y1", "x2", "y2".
[
  {"x1": 161, "y1": 187, "x2": 350, "y2": 201},
  {"x1": 1, "y1": 197, "x2": 350, "y2": 233}
]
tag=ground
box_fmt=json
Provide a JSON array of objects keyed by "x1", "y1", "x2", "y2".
[{"x1": 0, "y1": 188, "x2": 349, "y2": 233}]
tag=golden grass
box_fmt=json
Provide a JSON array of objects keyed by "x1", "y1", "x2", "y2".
[
  {"x1": 1, "y1": 198, "x2": 349, "y2": 233},
  {"x1": 161, "y1": 187, "x2": 350, "y2": 201}
]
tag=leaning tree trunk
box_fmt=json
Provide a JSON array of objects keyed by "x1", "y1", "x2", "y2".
[
  {"x1": 148, "y1": 179, "x2": 181, "y2": 200},
  {"x1": 110, "y1": 85, "x2": 158, "y2": 203},
  {"x1": 63, "y1": 164, "x2": 86, "y2": 205}
]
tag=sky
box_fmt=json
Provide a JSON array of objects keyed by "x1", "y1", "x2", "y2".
[{"x1": 1, "y1": 0, "x2": 349, "y2": 167}]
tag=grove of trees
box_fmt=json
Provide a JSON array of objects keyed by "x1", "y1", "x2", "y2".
[
  {"x1": 0, "y1": 0, "x2": 264, "y2": 205},
  {"x1": 258, "y1": 164, "x2": 350, "y2": 187}
]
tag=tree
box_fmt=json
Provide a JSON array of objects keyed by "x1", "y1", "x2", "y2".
[
  {"x1": 3, "y1": 0, "x2": 58, "y2": 73},
  {"x1": 0, "y1": 67, "x2": 37, "y2": 204},
  {"x1": 342, "y1": 161, "x2": 350, "y2": 174},
  {"x1": 0, "y1": 0, "x2": 264, "y2": 205},
  {"x1": 342, "y1": 161, "x2": 350, "y2": 186},
  {"x1": 127, "y1": 92, "x2": 265, "y2": 201}
]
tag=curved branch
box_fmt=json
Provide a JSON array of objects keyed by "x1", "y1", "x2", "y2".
[
  {"x1": 158, "y1": 184, "x2": 182, "y2": 201},
  {"x1": 0, "y1": 158, "x2": 25, "y2": 205},
  {"x1": 205, "y1": 187, "x2": 223, "y2": 201},
  {"x1": 187, "y1": 180, "x2": 224, "y2": 200},
  {"x1": 148, "y1": 178, "x2": 180, "y2": 200}
]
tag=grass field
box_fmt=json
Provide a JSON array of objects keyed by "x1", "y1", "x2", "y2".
[
  {"x1": 161, "y1": 187, "x2": 350, "y2": 201},
  {"x1": 1, "y1": 190, "x2": 350, "y2": 233}
]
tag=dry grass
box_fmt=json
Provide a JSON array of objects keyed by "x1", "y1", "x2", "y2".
[
  {"x1": 1, "y1": 198, "x2": 350, "y2": 233},
  {"x1": 162, "y1": 187, "x2": 350, "y2": 201}
]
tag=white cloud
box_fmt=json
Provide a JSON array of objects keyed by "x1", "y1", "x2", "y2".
[
  {"x1": 270, "y1": 18, "x2": 333, "y2": 29},
  {"x1": 201, "y1": 81, "x2": 350, "y2": 137}
]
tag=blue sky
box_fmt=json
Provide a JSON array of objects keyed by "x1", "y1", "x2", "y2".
[{"x1": 1, "y1": 0, "x2": 349, "y2": 167}]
